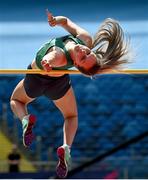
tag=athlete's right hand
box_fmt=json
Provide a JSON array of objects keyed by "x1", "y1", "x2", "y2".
[
  {"x1": 46, "y1": 9, "x2": 57, "y2": 27},
  {"x1": 41, "y1": 60, "x2": 52, "y2": 72},
  {"x1": 46, "y1": 9, "x2": 67, "y2": 27}
]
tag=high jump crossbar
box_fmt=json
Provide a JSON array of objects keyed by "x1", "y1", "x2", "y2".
[{"x1": 0, "y1": 69, "x2": 148, "y2": 74}]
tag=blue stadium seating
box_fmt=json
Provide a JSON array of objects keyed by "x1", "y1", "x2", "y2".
[{"x1": 0, "y1": 74, "x2": 147, "y2": 173}]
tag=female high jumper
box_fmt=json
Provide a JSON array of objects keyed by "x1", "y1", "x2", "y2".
[{"x1": 10, "y1": 9, "x2": 130, "y2": 178}]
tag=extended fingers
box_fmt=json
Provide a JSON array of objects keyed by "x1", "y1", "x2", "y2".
[
  {"x1": 46, "y1": 9, "x2": 57, "y2": 27},
  {"x1": 46, "y1": 9, "x2": 53, "y2": 20}
]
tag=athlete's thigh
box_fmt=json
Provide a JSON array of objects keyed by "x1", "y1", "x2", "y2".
[
  {"x1": 10, "y1": 79, "x2": 35, "y2": 104},
  {"x1": 53, "y1": 87, "x2": 78, "y2": 118}
]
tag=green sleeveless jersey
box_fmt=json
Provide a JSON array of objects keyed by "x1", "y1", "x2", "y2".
[{"x1": 35, "y1": 35, "x2": 85, "y2": 70}]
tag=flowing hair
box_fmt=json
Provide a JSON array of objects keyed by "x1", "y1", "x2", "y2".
[
  {"x1": 92, "y1": 18, "x2": 130, "y2": 74},
  {"x1": 76, "y1": 18, "x2": 130, "y2": 76}
]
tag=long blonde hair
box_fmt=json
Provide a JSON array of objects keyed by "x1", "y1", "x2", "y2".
[{"x1": 93, "y1": 18, "x2": 130, "y2": 73}]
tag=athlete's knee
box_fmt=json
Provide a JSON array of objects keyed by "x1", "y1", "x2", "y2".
[
  {"x1": 64, "y1": 114, "x2": 78, "y2": 121},
  {"x1": 64, "y1": 114, "x2": 78, "y2": 131},
  {"x1": 10, "y1": 98, "x2": 28, "y2": 109}
]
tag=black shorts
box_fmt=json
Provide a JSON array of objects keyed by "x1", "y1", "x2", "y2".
[{"x1": 24, "y1": 65, "x2": 71, "y2": 100}]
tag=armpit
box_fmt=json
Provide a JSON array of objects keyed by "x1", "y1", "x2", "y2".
[{"x1": 76, "y1": 34, "x2": 93, "y2": 49}]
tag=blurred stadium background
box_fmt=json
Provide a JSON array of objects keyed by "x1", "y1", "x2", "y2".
[{"x1": 0, "y1": 0, "x2": 148, "y2": 178}]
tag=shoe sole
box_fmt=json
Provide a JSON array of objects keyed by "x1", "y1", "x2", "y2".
[
  {"x1": 23, "y1": 114, "x2": 36, "y2": 147},
  {"x1": 56, "y1": 147, "x2": 68, "y2": 178}
]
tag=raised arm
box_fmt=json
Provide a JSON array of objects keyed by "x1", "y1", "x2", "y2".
[{"x1": 46, "y1": 9, "x2": 93, "y2": 48}]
